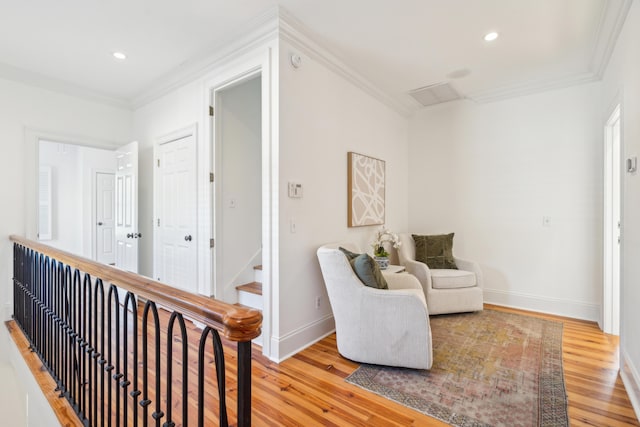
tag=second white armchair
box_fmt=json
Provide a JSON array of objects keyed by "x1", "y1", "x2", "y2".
[{"x1": 397, "y1": 233, "x2": 483, "y2": 315}]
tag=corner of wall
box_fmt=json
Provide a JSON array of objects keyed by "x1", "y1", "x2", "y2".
[{"x1": 269, "y1": 314, "x2": 335, "y2": 363}]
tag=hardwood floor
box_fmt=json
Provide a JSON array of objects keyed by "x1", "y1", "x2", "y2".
[
  {"x1": 255, "y1": 304, "x2": 639, "y2": 426},
  {"x1": 8, "y1": 304, "x2": 640, "y2": 426}
]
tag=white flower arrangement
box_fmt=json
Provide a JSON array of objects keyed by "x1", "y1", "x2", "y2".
[{"x1": 371, "y1": 227, "x2": 401, "y2": 258}]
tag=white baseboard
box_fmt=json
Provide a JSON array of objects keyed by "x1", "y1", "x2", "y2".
[
  {"x1": 621, "y1": 349, "x2": 640, "y2": 421},
  {"x1": 620, "y1": 348, "x2": 640, "y2": 419},
  {"x1": 483, "y1": 288, "x2": 599, "y2": 321},
  {"x1": 269, "y1": 314, "x2": 335, "y2": 363}
]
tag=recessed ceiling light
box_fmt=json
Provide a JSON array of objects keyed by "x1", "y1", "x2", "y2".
[
  {"x1": 112, "y1": 51, "x2": 127, "y2": 61},
  {"x1": 484, "y1": 32, "x2": 499, "y2": 42}
]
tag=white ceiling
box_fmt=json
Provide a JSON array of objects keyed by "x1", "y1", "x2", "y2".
[{"x1": 0, "y1": 0, "x2": 631, "y2": 113}]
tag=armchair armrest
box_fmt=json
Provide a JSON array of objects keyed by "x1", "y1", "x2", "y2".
[
  {"x1": 454, "y1": 257, "x2": 484, "y2": 288},
  {"x1": 403, "y1": 259, "x2": 433, "y2": 291},
  {"x1": 385, "y1": 273, "x2": 422, "y2": 291}
]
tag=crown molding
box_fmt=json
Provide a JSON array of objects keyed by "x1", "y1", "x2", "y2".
[
  {"x1": 277, "y1": 9, "x2": 413, "y2": 117},
  {"x1": 590, "y1": 0, "x2": 633, "y2": 78},
  {"x1": 465, "y1": 71, "x2": 600, "y2": 104},
  {"x1": 457, "y1": 0, "x2": 632, "y2": 106},
  {"x1": 0, "y1": 62, "x2": 131, "y2": 110},
  {"x1": 130, "y1": 7, "x2": 280, "y2": 109}
]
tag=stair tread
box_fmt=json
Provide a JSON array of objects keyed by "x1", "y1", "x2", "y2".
[
  {"x1": 236, "y1": 281, "x2": 263, "y2": 296},
  {"x1": 253, "y1": 265, "x2": 262, "y2": 271}
]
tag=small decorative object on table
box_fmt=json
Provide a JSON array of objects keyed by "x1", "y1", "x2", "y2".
[{"x1": 371, "y1": 227, "x2": 401, "y2": 270}]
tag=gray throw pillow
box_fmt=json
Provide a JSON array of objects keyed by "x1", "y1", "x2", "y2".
[
  {"x1": 412, "y1": 233, "x2": 458, "y2": 269},
  {"x1": 350, "y1": 253, "x2": 389, "y2": 289},
  {"x1": 339, "y1": 246, "x2": 360, "y2": 261}
]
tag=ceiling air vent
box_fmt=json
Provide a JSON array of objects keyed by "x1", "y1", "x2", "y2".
[{"x1": 409, "y1": 82, "x2": 461, "y2": 107}]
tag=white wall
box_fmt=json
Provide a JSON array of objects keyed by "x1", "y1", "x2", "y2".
[
  {"x1": 602, "y1": 0, "x2": 640, "y2": 415},
  {"x1": 132, "y1": 80, "x2": 203, "y2": 278},
  {"x1": 39, "y1": 141, "x2": 83, "y2": 254},
  {"x1": 275, "y1": 39, "x2": 410, "y2": 359},
  {"x1": 408, "y1": 83, "x2": 602, "y2": 321},
  {"x1": 217, "y1": 77, "x2": 262, "y2": 300},
  {"x1": 37, "y1": 142, "x2": 117, "y2": 258}
]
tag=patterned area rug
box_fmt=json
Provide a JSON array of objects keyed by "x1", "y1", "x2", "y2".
[{"x1": 346, "y1": 309, "x2": 568, "y2": 427}]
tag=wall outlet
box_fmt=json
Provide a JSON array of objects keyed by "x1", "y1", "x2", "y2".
[{"x1": 315, "y1": 296, "x2": 321, "y2": 309}]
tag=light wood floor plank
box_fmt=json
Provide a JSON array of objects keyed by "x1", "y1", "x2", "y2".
[{"x1": 7, "y1": 303, "x2": 640, "y2": 426}]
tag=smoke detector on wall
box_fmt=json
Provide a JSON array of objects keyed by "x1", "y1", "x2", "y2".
[
  {"x1": 408, "y1": 82, "x2": 462, "y2": 107},
  {"x1": 290, "y1": 53, "x2": 302, "y2": 69}
]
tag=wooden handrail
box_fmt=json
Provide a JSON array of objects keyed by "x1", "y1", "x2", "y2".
[{"x1": 10, "y1": 235, "x2": 262, "y2": 341}]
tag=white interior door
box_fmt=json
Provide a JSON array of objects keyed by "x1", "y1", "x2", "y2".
[
  {"x1": 96, "y1": 172, "x2": 116, "y2": 265},
  {"x1": 155, "y1": 133, "x2": 197, "y2": 292},
  {"x1": 115, "y1": 141, "x2": 139, "y2": 273}
]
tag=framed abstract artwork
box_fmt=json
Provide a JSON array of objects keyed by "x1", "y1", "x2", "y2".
[{"x1": 348, "y1": 152, "x2": 385, "y2": 227}]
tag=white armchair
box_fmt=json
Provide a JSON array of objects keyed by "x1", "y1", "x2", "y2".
[
  {"x1": 317, "y1": 243, "x2": 433, "y2": 369},
  {"x1": 397, "y1": 233, "x2": 483, "y2": 315}
]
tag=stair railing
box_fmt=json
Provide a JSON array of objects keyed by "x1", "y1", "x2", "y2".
[{"x1": 10, "y1": 235, "x2": 262, "y2": 427}]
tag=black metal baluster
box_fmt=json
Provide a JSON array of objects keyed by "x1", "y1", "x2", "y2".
[
  {"x1": 72, "y1": 269, "x2": 83, "y2": 412},
  {"x1": 237, "y1": 341, "x2": 252, "y2": 427},
  {"x1": 152, "y1": 303, "x2": 163, "y2": 427},
  {"x1": 140, "y1": 301, "x2": 160, "y2": 427},
  {"x1": 106, "y1": 285, "x2": 120, "y2": 427},
  {"x1": 164, "y1": 312, "x2": 188, "y2": 427},
  {"x1": 43, "y1": 256, "x2": 50, "y2": 370},
  {"x1": 34, "y1": 252, "x2": 42, "y2": 357},
  {"x1": 95, "y1": 279, "x2": 105, "y2": 427},
  {"x1": 84, "y1": 273, "x2": 94, "y2": 424},
  {"x1": 62, "y1": 265, "x2": 72, "y2": 400},
  {"x1": 121, "y1": 292, "x2": 135, "y2": 427},
  {"x1": 124, "y1": 293, "x2": 140, "y2": 427},
  {"x1": 51, "y1": 259, "x2": 60, "y2": 392},
  {"x1": 197, "y1": 327, "x2": 228, "y2": 427}
]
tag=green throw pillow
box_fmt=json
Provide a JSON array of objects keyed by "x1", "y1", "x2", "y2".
[
  {"x1": 350, "y1": 254, "x2": 389, "y2": 289},
  {"x1": 412, "y1": 233, "x2": 458, "y2": 269}
]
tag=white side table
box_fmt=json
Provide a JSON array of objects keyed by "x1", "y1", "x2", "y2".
[{"x1": 382, "y1": 264, "x2": 406, "y2": 274}]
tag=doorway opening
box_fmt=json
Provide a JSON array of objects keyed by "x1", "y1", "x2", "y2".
[
  {"x1": 603, "y1": 104, "x2": 621, "y2": 336},
  {"x1": 212, "y1": 74, "x2": 263, "y2": 312},
  {"x1": 37, "y1": 139, "x2": 139, "y2": 272}
]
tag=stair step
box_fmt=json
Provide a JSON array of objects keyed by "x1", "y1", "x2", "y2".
[
  {"x1": 236, "y1": 281, "x2": 262, "y2": 296},
  {"x1": 253, "y1": 265, "x2": 262, "y2": 271}
]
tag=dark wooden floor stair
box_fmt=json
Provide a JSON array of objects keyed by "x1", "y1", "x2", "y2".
[{"x1": 235, "y1": 265, "x2": 263, "y2": 296}]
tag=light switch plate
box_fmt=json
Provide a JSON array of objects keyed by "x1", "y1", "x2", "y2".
[{"x1": 288, "y1": 182, "x2": 303, "y2": 198}]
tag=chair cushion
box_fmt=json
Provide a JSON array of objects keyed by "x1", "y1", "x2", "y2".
[
  {"x1": 431, "y1": 269, "x2": 476, "y2": 289},
  {"x1": 412, "y1": 233, "x2": 458, "y2": 269},
  {"x1": 350, "y1": 254, "x2": 389, "y2": 290}
]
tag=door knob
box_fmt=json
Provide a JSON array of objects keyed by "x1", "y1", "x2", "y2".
[
  {"x1": 97, "y1": 222, "x2": 103, "y2": 226},
  {"x1": 135, "y1": 232, "x2": 142, "y2": 238},
  {"x1": 127, "y1": 233, "x2": 134, "y2": 238},
  {"x1": 185, "y1": 235, "x2": 192, "y2": 242}
]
